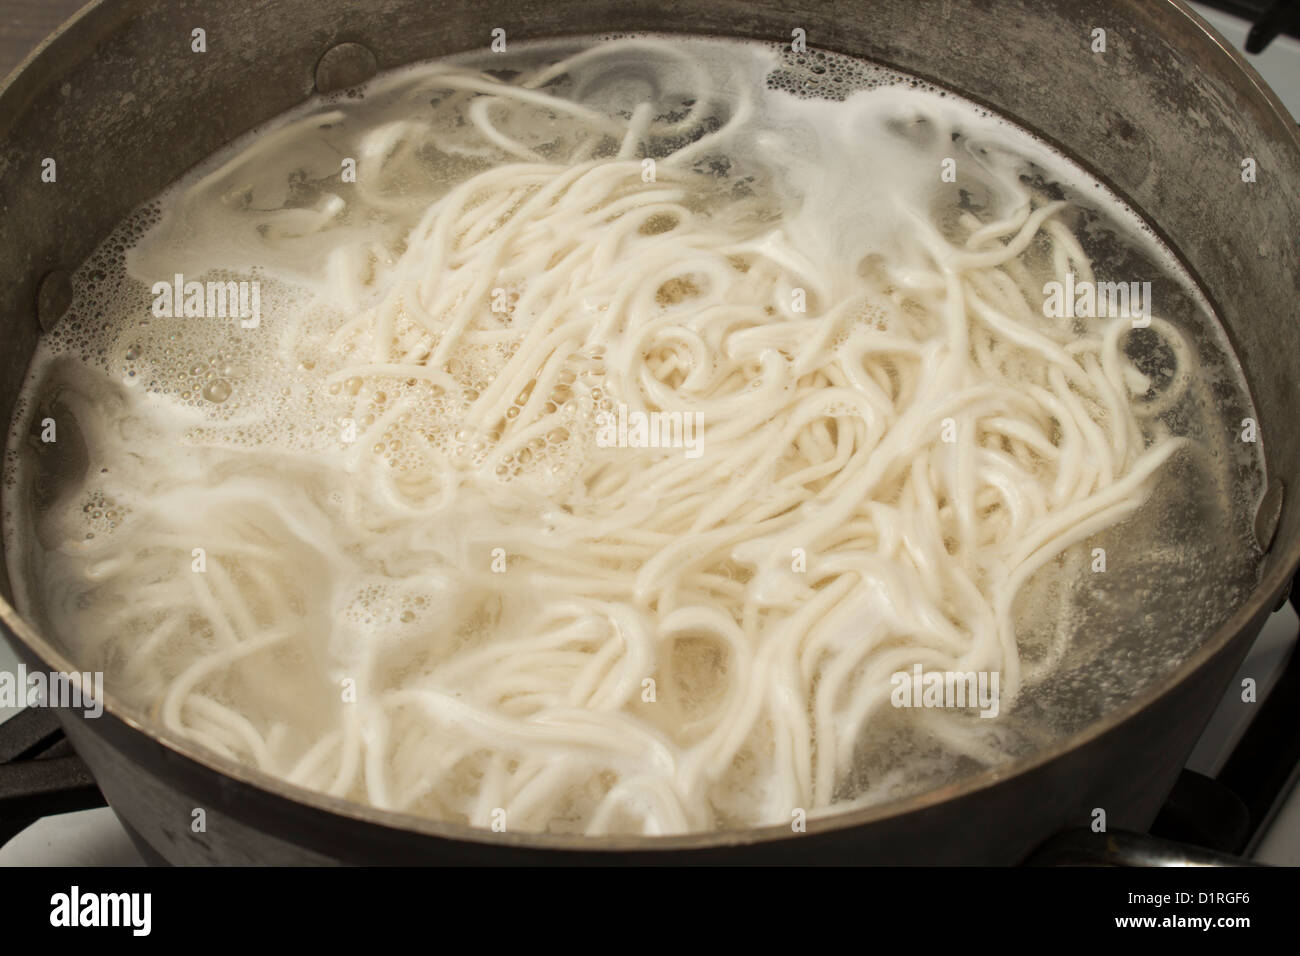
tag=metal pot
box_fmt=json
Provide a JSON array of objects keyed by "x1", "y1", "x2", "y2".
[{"x1": 1, "y1": 0, "x2": 1298, "y2": 864}]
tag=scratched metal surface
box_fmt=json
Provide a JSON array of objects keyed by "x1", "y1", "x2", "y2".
[{"x1": 0, "y1": 0, "x2": 86, "y2": 79}]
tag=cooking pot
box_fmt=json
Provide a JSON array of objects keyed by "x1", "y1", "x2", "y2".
[{"x1": 1, "y1": 0, "x2": 1298, "y2": 864}]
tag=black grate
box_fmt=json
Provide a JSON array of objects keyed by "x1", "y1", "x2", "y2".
[{"x1": 1196, "y1": 0, "x2": 1300, "y2": 53}]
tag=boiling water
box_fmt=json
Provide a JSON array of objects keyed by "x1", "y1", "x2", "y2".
[{"x1": 1, "y1": 36, "x2": 1265, "y2": 834}]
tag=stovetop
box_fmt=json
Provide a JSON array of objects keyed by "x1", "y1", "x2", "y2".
[{"x1": 1, "y1": 0, "x2": 1299, "y2": 867}]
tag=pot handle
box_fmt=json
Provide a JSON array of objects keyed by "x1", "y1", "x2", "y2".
[{"x1": 0, "y1": 706, "x2": 106, "y2": 847}]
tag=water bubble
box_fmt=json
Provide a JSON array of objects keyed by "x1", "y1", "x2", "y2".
[{"x1": 202, "y1": 379, "x2": 232, "y2": 403}]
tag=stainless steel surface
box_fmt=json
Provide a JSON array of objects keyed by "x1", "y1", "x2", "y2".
[{"x1": 1, "y1": 0, "x2": 1299, "y2": 863}]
